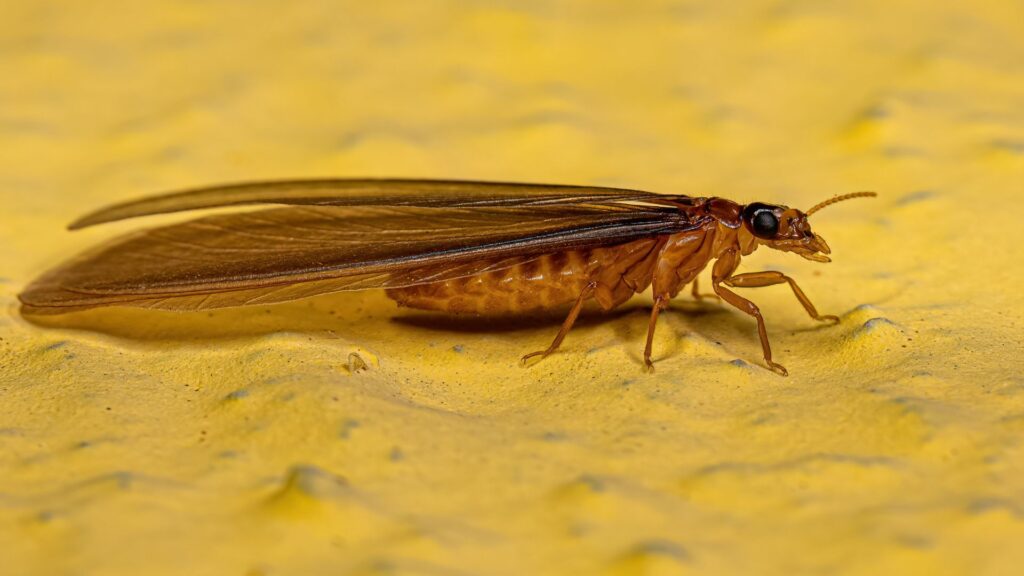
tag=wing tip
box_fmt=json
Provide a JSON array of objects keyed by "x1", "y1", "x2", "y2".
[
  {"x1": 67, "y1": 218, "x2": 92, "y2": 231},
  {"x1": 67, "y1": 205, "x2": 131, "y2": 230}
]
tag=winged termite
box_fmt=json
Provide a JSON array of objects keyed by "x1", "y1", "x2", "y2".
[{"x1": 19, "y1": 179, "x2": 876, "y2": 375}]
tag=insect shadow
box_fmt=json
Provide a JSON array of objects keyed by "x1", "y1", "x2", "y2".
[
  {"x1": 391, "y1": 304, "x2": 637, "y2": 333},
  {"x1": 16, "y1": 290, "x2": 748, "y2": 366}
]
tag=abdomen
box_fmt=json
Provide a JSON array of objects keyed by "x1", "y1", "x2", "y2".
[{"x1": 386, "y1": 251, "x2": 596, "y2": 315}]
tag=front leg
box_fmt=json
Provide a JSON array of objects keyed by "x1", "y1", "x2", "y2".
[
  {"x1": 724, "y1": 271, "x2": 838, "y2": 324},
  {"x1": 712, "y1": 251, "x2": 788, "y2": 376}
]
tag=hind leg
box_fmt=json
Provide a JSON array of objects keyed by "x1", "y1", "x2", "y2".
[{"x1": 521, "y1": 282, "x2": 597, "y2": 364}]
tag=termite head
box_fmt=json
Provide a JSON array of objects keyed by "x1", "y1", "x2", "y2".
[
  {"x1": 741, "y1": 192, "x2": 876, "y2": 263},
  {"x1": 741, "y1": 203, "x2": 830, "y2": 262}
]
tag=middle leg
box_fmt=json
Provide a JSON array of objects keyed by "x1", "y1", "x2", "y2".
[{"x1": 643, "y1": 295, "x2": 670, "y2": 372}]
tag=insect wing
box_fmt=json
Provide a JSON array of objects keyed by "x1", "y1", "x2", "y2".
[{"x1": 21, "y1": 204, "x2": 697, "y2": 313}]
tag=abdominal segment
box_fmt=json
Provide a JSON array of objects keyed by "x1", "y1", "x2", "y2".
[{"x1": 385, "y1": 251, "x2": 597, "y2": 315}]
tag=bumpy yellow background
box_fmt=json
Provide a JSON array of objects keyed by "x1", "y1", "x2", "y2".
[{"x1": 3, "y1": 2, "x2": 1024, "y2": 575}]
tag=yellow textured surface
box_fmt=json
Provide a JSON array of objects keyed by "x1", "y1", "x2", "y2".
[{"x1": 2, "y1": 2, "x2": 1024, "y2": 575}]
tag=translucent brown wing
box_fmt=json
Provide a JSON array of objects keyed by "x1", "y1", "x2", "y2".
[
  {"x1": 69, "y1": 179, "x2": 668, "y2": 229},
  {"x1": 21, "y1": 203, "x2": 699, "y2": 314}
]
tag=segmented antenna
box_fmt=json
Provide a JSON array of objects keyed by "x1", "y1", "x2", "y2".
[{"x1": 805, "y1": 191, "x2": 877, "y2": 216}]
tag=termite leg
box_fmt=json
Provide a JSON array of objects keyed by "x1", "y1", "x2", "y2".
[
  {"x1": 690, "y1": 277, "x2": 721, "y2": 303},
  {"x1": 711, "y1": 251, "x2": 786, "y2": 376},
  {"x1": 712, "y1": 283, "x2": 788, "y2": 376},
  {"x1": 724, "y1": 272, "x2": 839, "y2": 324},
  {"x1": 521, "y1": 282, "x2": 597, "y2": 365},
  {"x1": 643, "y1": 296, "x2": 669, "y2": 372}
]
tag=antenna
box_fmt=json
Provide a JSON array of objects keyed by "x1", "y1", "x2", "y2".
[{"x1": 805, "y1": 192, "x2": 877, "y2": 216}]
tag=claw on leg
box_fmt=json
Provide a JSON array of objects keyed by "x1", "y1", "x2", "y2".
[{"x1": 521, "y1": 348, "x2": 554, "y2": 365}]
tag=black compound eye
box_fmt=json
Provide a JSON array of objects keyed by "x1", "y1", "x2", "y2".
[{"x1": 751, "y1": 210, "x2": 780, "y2": 238}]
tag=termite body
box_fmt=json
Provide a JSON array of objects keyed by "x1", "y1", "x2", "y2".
[{"x1": 19, "y1": 179, "x2": 874, "y2": 375}]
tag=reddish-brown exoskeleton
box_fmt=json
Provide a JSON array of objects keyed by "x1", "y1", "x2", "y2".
[{"x1": 19, "y1": 180, "x2": 874, "y2": 375}]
